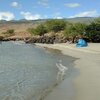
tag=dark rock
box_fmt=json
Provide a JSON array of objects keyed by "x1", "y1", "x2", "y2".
[
  {"x1": 0, "y1": 36, "x2": 4, "y2": 41},
  {"x1": 25, "y1": 35, "x2": 68, "y2": 44}
]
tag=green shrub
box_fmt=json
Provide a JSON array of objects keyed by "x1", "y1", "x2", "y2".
[
  {"x1": 2, "y1": 29, "x2": 15, "y2": 37},
  {"x1": 45, "y1": 19, "x2": 66, "y2": 32},
  {"x1": 64, "y1": 23, "x2": 87, "y2": 43},
  {"x1": 86, "y1": 22, "x2": 100, "y2": 42},
  {"x1": 35, "y1": 24, "x2": 47, "y2": 36},
  {"x1": 27, "y1": 28, "x2": 36, "y2": 35},
  {"x1": 28, "y1": 24, "x2": 47, "y2": 36},
  {"x1": 7, "y1": 29, "x2": 14, "y2": 34}
]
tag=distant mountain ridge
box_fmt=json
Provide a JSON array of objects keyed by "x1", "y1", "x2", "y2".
[
  {"x1": 65, "y1": 17, "x2": 96, "y2": 23},
  {"x1": 0, "y1": 17, "x2": 96, "y2": 24}
]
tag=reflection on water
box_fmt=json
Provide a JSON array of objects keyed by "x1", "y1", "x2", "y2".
[{"x1": 0, "y1": 41, "x2": 76, "y2": 100}]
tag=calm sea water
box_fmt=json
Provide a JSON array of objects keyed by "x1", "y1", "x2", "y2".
[{"x1": 0, "y1": 41, "x2": 76, "y2": 100}]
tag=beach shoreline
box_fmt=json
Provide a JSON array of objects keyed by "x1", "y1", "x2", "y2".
[{"x1": 35, "y1": 43, "x2": 100, "y2": 100}]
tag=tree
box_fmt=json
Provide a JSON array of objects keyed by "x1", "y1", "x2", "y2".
[
  {"x1": 28, "y1": 24, "x2": 47, "y2": 36},
  {"x1": 86, "y1": 22, "x2": 100, "y2": 42},
  {"x1": 35, "y1": 24, "x2": 47, "y2": 36},
  {"x1": 45, "y1": 19, "x2": 66, "y2": 32},
  {"x1": 64, "y1": 23, "x2": 87, "y2": 43}
]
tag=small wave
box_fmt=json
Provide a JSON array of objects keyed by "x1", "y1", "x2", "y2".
[
  {"x1": 11, "y1": 41, "x2": 25, "y2": 45},
  {"x1": 56, "y1": 60, "x2": 68, "y2": 81}
]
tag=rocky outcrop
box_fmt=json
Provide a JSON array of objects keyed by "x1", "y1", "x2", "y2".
[
  {"x1": 0, "y1": 34, "x2": 68, "y2": 44},
  {"x1": 25, "y1": 35, "x2": 67, "y2": 44},
  {"x1": 0, "y1": 36, "x2": 4, "y2": 41},
  {"x1": 3, "y1": 36, "x2": 31, "y2": 41},
  {"x1": 25, "y1": 36, "x2": 55, "y2": 44}
]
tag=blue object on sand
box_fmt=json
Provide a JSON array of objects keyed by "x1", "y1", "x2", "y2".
[{"x1": 76, "y1": 39, "x2": 88, "y2": 47}]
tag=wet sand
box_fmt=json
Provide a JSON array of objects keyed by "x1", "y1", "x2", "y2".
[{"x1": 35, "y1": 43, "x2": 100, "y2": 100}]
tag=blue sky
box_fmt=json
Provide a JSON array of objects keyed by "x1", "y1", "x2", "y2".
[{"x1": 0, "y1": 0, "x2": 99, "y2": 20}]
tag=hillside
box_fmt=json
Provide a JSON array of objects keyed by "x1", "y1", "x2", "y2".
[
  {"x1": 0, "y1": 17, "x2": 95, "y2": 39},
  {"x1": 65, "y1": 17, "x2": 95, "y2": 23}
]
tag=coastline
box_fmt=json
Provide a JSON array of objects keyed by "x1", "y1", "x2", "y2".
[{"x1": 35, "y1": 43, "x2": 100, "y2": 100}]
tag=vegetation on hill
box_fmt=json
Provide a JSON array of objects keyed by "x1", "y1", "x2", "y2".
[
  {"x1": 28, "y1": 24, "x2": 47, "y2": 36},
  {"x1": 2, "y1": 29, "x2": 15, "y2": 37},
  {"x1": 86, "y1": 22, "x2": 100, "y2": 42},
  {"x1": 27, "y1": 17, "x2": 100, "y2": 43},
  {"x1": 0, "y1": 17, "x2": 100, "y2": 43}
]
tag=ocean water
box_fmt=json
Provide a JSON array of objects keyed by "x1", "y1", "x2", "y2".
[{"x1": 0, "y1": 41, "x2": 76, "y2": 100}]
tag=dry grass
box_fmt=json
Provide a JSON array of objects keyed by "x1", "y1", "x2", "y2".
[{"x1": 0, "y1": 22, "x2": 38, "y2": 38}]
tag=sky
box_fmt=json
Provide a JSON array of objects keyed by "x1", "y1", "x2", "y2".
[{"x1": 0, "y1": 0, "x2": 99, "y2": 21}]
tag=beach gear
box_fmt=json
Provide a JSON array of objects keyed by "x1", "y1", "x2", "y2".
[{"x1": 76, "y1": 39, "x2": 88, "y2": 47}]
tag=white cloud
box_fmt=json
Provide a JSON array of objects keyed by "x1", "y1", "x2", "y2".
[
  {"x1": 38, "y1": 1, "x2": 48, "y2": 6},
  {"x1": 20, "y1": 12, "x2": 41, "y2": 20},
  {"x1": 11, "y1": 2, "x2": 18, "y2": 7},
  {"x1": 56, "y1": 17, "x2": 63, "y2": 19},
  {"x1": 53, "y1": 12, "x2": 62, "y2": 19},
  {"x1": 38, "y1": 0, "x2": 49, "y2": 7},
  {"x1": 69, "y1": 10, "x2": 97, "y2": 18},
  {"x1": 0, "y1": 12, "x2": 14, "y2": 21},
  {"x1": 65, "y1": 3, "x2": 80, "y2": 8}
]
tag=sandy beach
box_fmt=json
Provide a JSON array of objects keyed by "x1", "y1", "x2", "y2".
[{"x1": 35, "y1": 43, "x2": 100, "y2": 100}]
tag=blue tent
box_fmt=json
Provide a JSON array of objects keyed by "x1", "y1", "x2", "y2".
[{"x1": 76, "y1": 39, "x2": 88, "y2": 47}]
